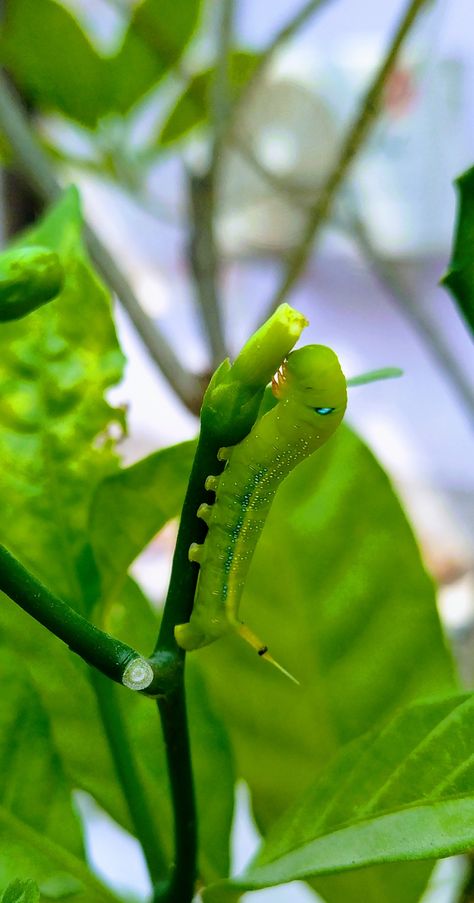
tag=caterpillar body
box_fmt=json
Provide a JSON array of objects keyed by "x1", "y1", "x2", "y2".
[{"x1": 175, "y1": 344, "x2": 347, "y2": 679}]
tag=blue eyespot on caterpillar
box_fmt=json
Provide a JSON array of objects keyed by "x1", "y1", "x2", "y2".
[{"x1": 174, "y1": 344, "x2": 347, "y2": 683}]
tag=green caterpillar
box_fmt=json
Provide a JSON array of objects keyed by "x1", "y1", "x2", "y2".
[
  {"x1": 0, "y1": 246, "x2": 64, "y2": 322},
  {"x1": 175, "y1": 344, "x2": 347, "y2": 680}
]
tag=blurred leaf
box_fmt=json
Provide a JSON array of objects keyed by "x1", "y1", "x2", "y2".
[
  {"x1": 89, "y1": 440, "x2": 195, "y2": 601},
  {"x1": 195, "y1": 427, "x2": 456, "y2": 902},
  {"x1": 0, "y1": 655, "x2": 116, "y2": 902},
  {"x1": 109, "y1": 0, "x2": 202, "y2": 114},
  {"x1": 0, "y1": 0, "x2": 202, "y2": 127},
  {"x1": 0, "y1": 187, "x2": 124, "y2": 610},
  {"x1": 0, "y1": 0, "x2": 107, "y2": 128},
  {"x1": 442, "y1": 166, "x2": 474, "y2": 338},
  {"x1": 39, "y1": 874, "x2": 84, "y2": 899},
  {"x1": 1, "y1": 880, "x2": 39, "y2": 903},
  {"x1": 159, "y1": 51, "x2": 259, "y2": 146},
  {"x1": 204, "y1": 694, "x2": 474, "y2": 899}
]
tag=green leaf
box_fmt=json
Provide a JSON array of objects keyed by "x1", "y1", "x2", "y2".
[
  {"x1": 1, "y1": 880, "x2": 39, "y2": 903},
  {"x1": 0, "y1": 653, "x2": 83, "y2": 868},
  {"x1": 0, "y1": 812, "x2": 118, "y2": 903},
  {"x1": 195, "y1": 427, "x2": 456, "y2": 902},
  {"x1": 89, "y1": 440, "x2": 195, "y2": 601},
  {"x1": 0, "y1": 187, "x2": 124, "y2": 610},
  {"x1": 109, "y1": 0, "x2": 202, "y2": 115},
  {"x1": 442, "y1": 165, "x2": 474, "y2": 338},
  {"x1": 159, "y1": 51, "x2": 259, "y2": 146},
  {"x1": 203, "y1": 694, "x2": 474, "y2": 898},
  {"x1": 0, "y1": 0, "x2": 202, "y2": 127},
  {"x1": 0, "y1": 655, "x2": 116, "y2": 902},
  {"x1": 0, "y1": 0, "x2": 107, "y2": 128}
]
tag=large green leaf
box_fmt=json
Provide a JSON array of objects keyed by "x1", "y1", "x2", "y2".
[
  {"x1": 89, "y1": 440, "x2": 195, "y2": 602},
  {"x1": 203, "y1": 694, "x2": 474, "y2": 898},
  {"x1": 442, "y1": 165, "x2": 474, "y2": 338},
  {"x1": 0, "y1": 0, "x2": 202, "y2": 127},
  {"x1": 193, "y1": 427, "x2": 456, "y2": 902},
  {"x1": 0, "y1": 186, "x2": 124, "y2": 609},
  {"x1": 159, "y1": 51, "x2": 259, "y2": 146},
  {"x1": 0, "y1": 655, "x2": 116, "y2": 903}
]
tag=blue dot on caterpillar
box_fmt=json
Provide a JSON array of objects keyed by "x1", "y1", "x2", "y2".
[{"x1": 174, "y1": 344, "x2": 347, "y2": 684}]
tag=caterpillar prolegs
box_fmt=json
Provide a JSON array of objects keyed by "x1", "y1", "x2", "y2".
[{"x1": 174, "y1": 345, "x2": 347, "y2": 680}]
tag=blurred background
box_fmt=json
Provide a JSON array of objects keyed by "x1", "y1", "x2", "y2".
[{"x1": 1, "y1": 0, "x2": 473, "y2": 900}]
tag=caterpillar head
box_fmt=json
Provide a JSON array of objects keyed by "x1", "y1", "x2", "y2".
[{"x1": 273, "y1": 344, "x2": 347, "y2": 428}]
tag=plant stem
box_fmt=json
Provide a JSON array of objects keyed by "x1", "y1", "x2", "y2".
[
  {"x1": 0, "y1": 543, "x2": 151, "y2": 685},
  {"x1": 155, "y1": 684, "x2": 196, "y2": 903},
  {"x1": 150, "y1": 431, "x2": 222, "y2": 902},
  {"x1": 0, "y1": 72, "x2": 201, "y2": 414},
  {"x1": 91, "y1": 671, "x2": 168, "y2": 886},
  {"x1": 262, "y1": 0, "x2": 431, "y2": 319},
  {"x1": 188, "y1": 170, "x2": 227, "y2": 368},
  {"x1": 211, "y1": 0, "x2": 235, "y2": 170},
  {"x1": 349, "y1": 213, "x2": 474, "y2": 425}
]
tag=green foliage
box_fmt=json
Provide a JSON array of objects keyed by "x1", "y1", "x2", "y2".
[
  {"x1": 0, "y1": 0, "x2": 202, "y2": 128},
  {"x1": 89, "y1": 440, "x2": 196, "y2": 601},
  {"x1": 0, "y1": 656, "x2": 116, "y2": 902},
  {"x1": 0, "y1": 186, "x2": 124, "y2": 607},
  {"x1": 195, "y1": 427, "x2": 455, "y2": 901},
  {"x1": 1, "y1": 880, "x2": 39, "y2": 903},
  {"x1": 204, "y1": 693, "x2": 474, "y2": 898},
  {"x1": 0, "y1": 247, "x2": 64, "y2": 322},
  {"x1": 159, "y1": 51, "x2": 259, "y2": 145},
  {"x1": 442, "y1": 165, "x2": 474, "y2": 338}
]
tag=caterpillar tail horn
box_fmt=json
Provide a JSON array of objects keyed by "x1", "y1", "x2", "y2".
[{"x1": 236, "y1": 623, "x2": 300, "y2": 686}]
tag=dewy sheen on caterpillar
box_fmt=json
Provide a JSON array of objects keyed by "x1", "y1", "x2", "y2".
[{"x1": 175, "y1": 345, "x2": 347, "y2": 682}]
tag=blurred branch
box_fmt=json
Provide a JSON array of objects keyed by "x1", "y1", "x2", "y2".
[
  {"x1": 211, "y1": 0, "x2": 235, "y2": 169},
  {"x1": 262, "y1": 0, "x2": 431, "y2": 319},
  {"x1": 227, "y1": 0, "x2": 334, "y2": 132},
  {"x1": 349, "y1": 213, "x2": 474, "y2": 425},
  {"x1": 0, "y1": 72, "x2": 203, "y2": 413}
]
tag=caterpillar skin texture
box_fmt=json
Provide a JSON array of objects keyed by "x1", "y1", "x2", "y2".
[{"x1": 175, "y1": 344, "x2": 347, "y2": 654}]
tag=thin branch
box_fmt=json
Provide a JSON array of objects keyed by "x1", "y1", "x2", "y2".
[
  {"x1": 91, "y1": 672, "x2": 168, "y2": 886},
  {"x1": 188, "y1": 170, "x2": 227, "y2": 367},
  {"x1": 0, "y1": 543, "x2": 164, "y2": 692},
  {"x1": 262, "y1": 0, "x2": 431, "y2": 319},
  {"x1": 149, "y1": 430, "x2": 223, "y2": 903},
  {"x1": 0, "y1": 72, "x2": 202, "y2": 414},
  {"x1": 228, "y1": 0, "x2": 334, "y2": 131},
  {"x1": 349, "y1": 213, "x2": 474, "y2": 425},
  {"x1": 211, "y1": 0, "x2": 235, "y2": 170}
]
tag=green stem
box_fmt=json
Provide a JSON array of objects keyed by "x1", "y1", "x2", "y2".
[
  {"x1": 262, "y1": 0, "x2": 431, "y2": 318},
  {"x1": 0, "y1": 544, "x2": 149, "y2": 686},
  {"x1": 0, "y1": 72, "x2": 202, "y2": 414},
  {"x1": 154, "y1": 684, "x2": 196, "y2": 903},
  {"x1": 91, "y1": 671, "x2": 168, "y2": 886},
  {"x1": 150, "y1": 430, "x2": 222, "y2": 902}
]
